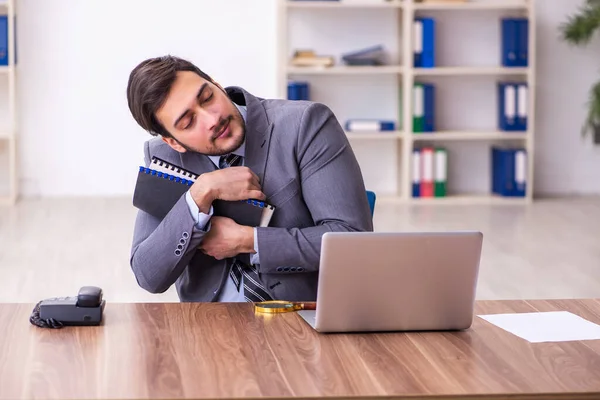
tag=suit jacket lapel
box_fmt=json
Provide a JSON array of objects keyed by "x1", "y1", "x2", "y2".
[
  {"x1": 179, "y1": 150, "x2": 217, "y2": 176},
  {"x1": 227, "y1": 86, "x2": 273, "y2": 185}
]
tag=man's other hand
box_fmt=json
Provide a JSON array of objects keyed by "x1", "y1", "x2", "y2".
[
  {"x1": 190, "y1": 167, "x2": 266, "y2": 213},
  {"x1": 198, "y1": 216, "x2": 255, "y2": 260}
]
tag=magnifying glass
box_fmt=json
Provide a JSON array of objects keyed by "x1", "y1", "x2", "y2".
[{"x1": 254, "y1": 300, "x2": 316, "y2": 314}]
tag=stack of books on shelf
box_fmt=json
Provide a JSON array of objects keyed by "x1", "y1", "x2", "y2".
[
  {"x1": 341, "y1": 45, "x2": 387, "y2": 66},
  {"x1": 290, "y1": 50, "x2": 334, "y2": 68},
  {"x1": 289, "y1": 45, "x2": 390, "y2": 69}
]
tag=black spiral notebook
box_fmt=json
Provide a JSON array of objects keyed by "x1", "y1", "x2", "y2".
[{"x1": 133, "y1": 157, "x2": 275, "y2": 227}]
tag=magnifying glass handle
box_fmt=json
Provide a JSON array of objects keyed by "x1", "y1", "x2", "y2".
[{"x1": 295, "y1": 302, "x2": 316, "y2": 310}]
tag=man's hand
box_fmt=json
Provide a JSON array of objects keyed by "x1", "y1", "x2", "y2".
[
  {"x1": 190, "y1": 167, "x2": 266, "y2": 213},
  {"x1": 198, "y1": 216, "x2": 255, "y2": 260}
]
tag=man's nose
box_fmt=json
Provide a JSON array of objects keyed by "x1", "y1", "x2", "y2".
[{"x1": 198, "y1": 107, "x2": 220, "y2": 132}]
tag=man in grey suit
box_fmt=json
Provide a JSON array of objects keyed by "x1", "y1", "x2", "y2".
[{"x1": 126, "y1": 55, "x2": 373, "y2": 302}]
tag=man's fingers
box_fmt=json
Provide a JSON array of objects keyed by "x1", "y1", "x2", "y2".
[
  {"x1": 249, "y1": 176, "x2": 261, "y2": 189},
  {"x1": 246, "y1": 167, "x2": 260, "y2": 181},
  {"x1": 244, "y1": 168, "x2": 262, "y2": 189},
  {"x1": 248, "y1": 190, "x2": 267, "y2": 201},
  {"x1": 225, "y1": 166, "x2": 261, "y2": 189},
  {"x1": 230, "y1": 165, "x2": 260, "y2": 181},
  {"x1": 247, "y1": 172, "x2": 261, "y2": 188}
]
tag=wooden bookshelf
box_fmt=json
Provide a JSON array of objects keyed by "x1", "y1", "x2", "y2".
[
  {"x1": 286, "y1": 65, "x2": 404, "y2": 75},
  {"x1": 411, "y1": 130, "x2": 528, "y2": 141},
  {"x1": 287, "y1": 0, "x2": 403, "y2": 8},
  {"x1": 279, "y1": 0, "x2": 535, "y2": 205},
  {"x1": 346, "y1": 131, "x2": 404, "y2": 140},
  {"x1": 0, "y1": 0, "x2": 17, "y2": 205},
  {"x1": 413, "y1": 0, "x2": 527, "y2": 10},
  {"x1": 378, "y1": 193, "x2": 528, "y2": 205},
  {"x1": 413, "y1": 66, "x2": 529, "y2": 76}
]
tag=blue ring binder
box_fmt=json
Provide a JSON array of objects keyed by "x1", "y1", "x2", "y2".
[
  {"x1": 140, "y1": 166, "x2": 195, "y2": 187},
  {"x1": 247, "y1": 199, "x2": 262, "y2": 208},
  {"x1": 245, "y1": 199, "x2": 275, "y2": 210}
]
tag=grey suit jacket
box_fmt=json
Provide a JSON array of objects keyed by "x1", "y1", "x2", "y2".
[{"x1": 130, "y1": 86, "x2": 373, "y2": 302}]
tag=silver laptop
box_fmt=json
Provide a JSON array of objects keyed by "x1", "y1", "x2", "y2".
[{"x1": 297, "y1": 231, "x2": 483, "y2": 333}]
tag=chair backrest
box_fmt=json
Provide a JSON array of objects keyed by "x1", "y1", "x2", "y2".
[{"x1": 366, "y1": 190, "x2": 376, "y2": 216}]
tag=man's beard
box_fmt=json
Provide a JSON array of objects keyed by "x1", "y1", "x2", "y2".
[{"x1": 173, "y1": 110, "x2": 245, "y2": 156}]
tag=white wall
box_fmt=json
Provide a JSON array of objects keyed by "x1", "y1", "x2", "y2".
[
  {"x1": 14, "y1": 0, "x2": 278, "y2": 197},
  {"x1": 534, "y1": 0, "x2": 600, "y2": 195},
  {"x1": 10, "y1": 0, "x2": 600, "y2": 197}
]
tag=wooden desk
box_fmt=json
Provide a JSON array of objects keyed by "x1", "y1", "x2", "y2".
[{"x1": 1, "y1": 300, "x2": 600, "y2": 399}]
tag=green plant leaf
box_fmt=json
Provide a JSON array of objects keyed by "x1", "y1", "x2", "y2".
[
  {"x1": 560, "y1": 0, "x2": 600, "y2": 46},
  {"x1": 582, "y1": 79, "x2": 600, "y2": 137}
]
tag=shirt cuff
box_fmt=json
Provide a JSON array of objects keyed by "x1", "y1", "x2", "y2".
[
  {"x1": 250, "y1": 227, "x2": 260, "y2": 265},
  {"x1": 185, "y1": 190, "x2": 213, "y2": 230}
]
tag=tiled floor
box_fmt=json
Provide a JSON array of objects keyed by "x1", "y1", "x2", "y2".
[{"x1": 0, "y1": 196, "x2": 599, "y2": 303}]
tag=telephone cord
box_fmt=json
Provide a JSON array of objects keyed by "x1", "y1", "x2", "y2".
[{"x1": 29, "y1": 301, "x2": 64, "y2": 329}]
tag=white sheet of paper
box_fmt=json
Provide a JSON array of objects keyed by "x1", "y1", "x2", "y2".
[{"x1": 478, "y1": 311, "x2": 600, "y2": 343}]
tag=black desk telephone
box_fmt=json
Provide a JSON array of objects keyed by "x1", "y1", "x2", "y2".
[{"x1": 29, "y1": 286, "x2": 105, "y2": 329}]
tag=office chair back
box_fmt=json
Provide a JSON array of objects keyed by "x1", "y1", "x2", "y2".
[{"x1": 366, "y1": 190, "x2": 376, "y2": 216}]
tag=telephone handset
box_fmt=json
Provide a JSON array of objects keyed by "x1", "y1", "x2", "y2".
[{"x1": 30, "y1": 286, "x2": 105, "y2": 328}]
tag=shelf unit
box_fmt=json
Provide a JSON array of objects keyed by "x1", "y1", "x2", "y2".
[
  {"x1": 278, "y1": 0, "x2": 535, "y2": 205},
  {"x1": 0, "y1": 0, "x2": 16, "y2": 205},
  {"x1": 286, "y1": 65, "x2": 404, "y2": 74},
  {"x1": 287, "y1": 0, "x2": 402, "y2": 8}
]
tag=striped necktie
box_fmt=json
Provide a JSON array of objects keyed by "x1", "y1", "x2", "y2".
[
  {"x1": 218, "y1": 153, "x2": 242, "y2": 169},
  {"x1": 218, "y1": 153, "x2": 274, "y2": 302}
]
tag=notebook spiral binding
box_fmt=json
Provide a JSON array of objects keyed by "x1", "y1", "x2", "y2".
[
  {"x1": 151, "y1": 157, "x2": 199, "y2": 181},
  {"x1": 139, "y1": 166, "x2": 194, "y2": 186},
  {"x1": 247, "y1": 199, "x2": 275, "y2": 210}
]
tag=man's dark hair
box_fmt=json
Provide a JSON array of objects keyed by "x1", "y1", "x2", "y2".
[{"x1": 126, "y1": 55, "x2": 213, "y2": 137}]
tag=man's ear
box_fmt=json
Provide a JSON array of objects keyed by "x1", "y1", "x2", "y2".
[{"x1": 162, "y1": 136, "x2": 187, "y2": 153}]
